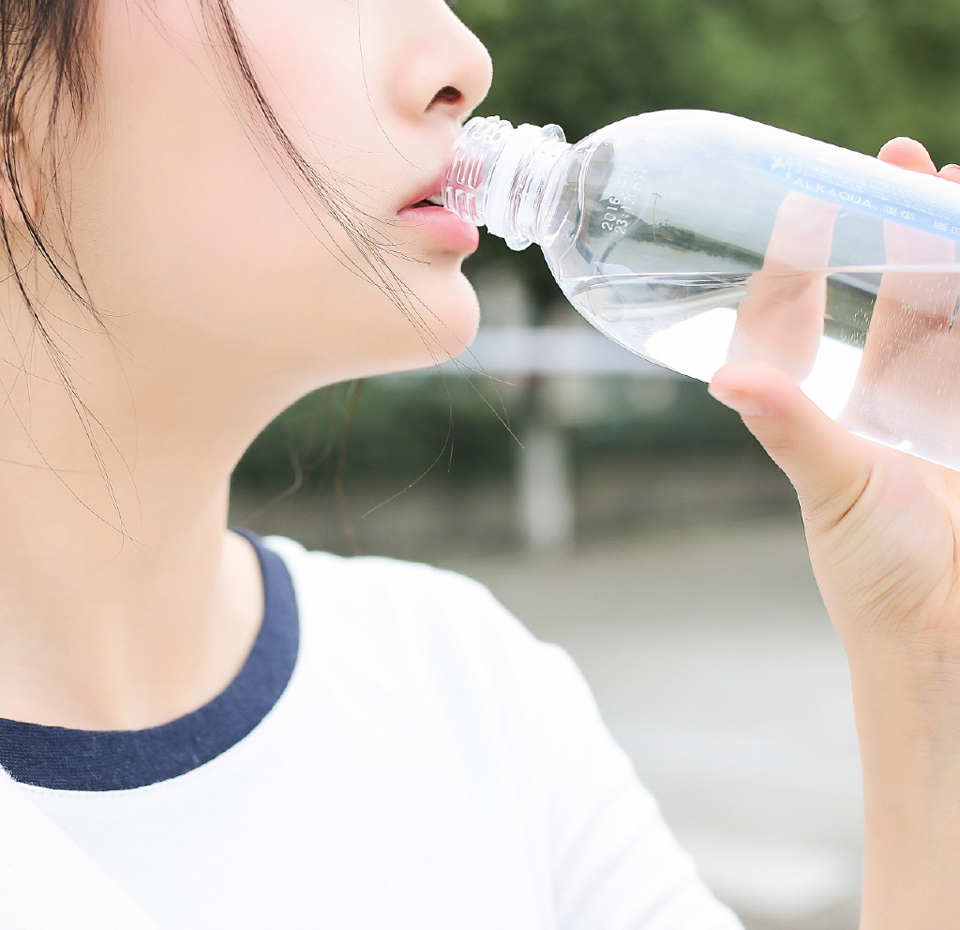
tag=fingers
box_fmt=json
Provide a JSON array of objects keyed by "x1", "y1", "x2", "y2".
[
  {"x1": 877, "y1": 137, "x2": 937, "y2": 174},
  {"x1": 709, "y1": 361, "x2": 874, "y2": 522},
  {"x1": 713, "y1": 135, "x2": 960, "y2": 519},
  {"x1": 849, "y1": 138, "x2": 960, "y2": 456},
  {"x1": 729, "y1": 193, "x2": 838, "y2": 381},
  {"x1": 939, "y1": 164, "x2": 960, "y2": 184},
  {"x1": 878, "y1": 138, "x2": 960, "y2": 187}
]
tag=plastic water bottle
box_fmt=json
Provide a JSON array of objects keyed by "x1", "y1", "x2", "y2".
[{"x1": 441, "y1": 111, "x2": 960, "y2": 470}]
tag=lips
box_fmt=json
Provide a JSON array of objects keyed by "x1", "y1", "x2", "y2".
[
  {"x1": 405, "y1": 192, "x2": 446, "y2": 210},
  {"x1": 400, "y1": 184, "x2": 445, "y2": 212},
  {"x1": 397, "y1": 179, "x2": 479, "y2": 252}
]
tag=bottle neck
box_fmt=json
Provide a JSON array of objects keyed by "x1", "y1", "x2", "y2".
[{"x1": 443, "y1": 116, "x2": 570, "y2": 251}]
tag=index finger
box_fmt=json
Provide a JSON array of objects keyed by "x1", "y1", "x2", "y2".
[{"x1": 728, "y1": 191, "x2": 840, "y2": 380}]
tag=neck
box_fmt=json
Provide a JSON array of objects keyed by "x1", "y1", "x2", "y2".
[{"x1": 0, "y1": 291, "x2": 276, "y2": 731}]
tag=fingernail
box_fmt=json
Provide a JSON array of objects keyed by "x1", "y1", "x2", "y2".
[
  {"x1": 942, "y1": 164, "x2": 960, "y2": 174},
  {"x1": 709, "y1": 389, "x2": 768, "y2": 418}
]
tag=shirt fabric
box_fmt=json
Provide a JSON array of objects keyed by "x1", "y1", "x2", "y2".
[
  {"x1": 0, "y1": 534, "x2": 744, "y2": 930},
  {"x1": 0, "y1": 530, "x2": 297, "y2": 791}
]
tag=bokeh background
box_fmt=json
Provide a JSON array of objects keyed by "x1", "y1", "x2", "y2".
[{"x1": 230, "y1": 2, "x2": 960, "y2": 926}]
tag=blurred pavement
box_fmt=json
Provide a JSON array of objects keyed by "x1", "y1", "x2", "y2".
[{"x1": 438, "y1": 516, "x2": 862, "y2": 930}]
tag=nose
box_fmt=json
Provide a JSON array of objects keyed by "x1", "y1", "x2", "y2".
[{"x1": 400, "y1": 2, "x2": 492, "y2": 126}]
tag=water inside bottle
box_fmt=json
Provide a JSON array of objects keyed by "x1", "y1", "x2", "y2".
[{"x1": 565, "y1": 266, "x2": 960, "y2": 469}]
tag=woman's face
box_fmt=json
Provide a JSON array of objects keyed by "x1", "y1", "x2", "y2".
[{"x1": 42, "y1": 0, "x2": 492, "y2": 404}]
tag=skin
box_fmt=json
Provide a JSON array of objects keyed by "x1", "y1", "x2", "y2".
[
  {"x1": 0, "y1": 0, "x2": 490, "y2": 729},
  {"x1": 0, "y1": 0, "x2": 959, "y2": 925}
]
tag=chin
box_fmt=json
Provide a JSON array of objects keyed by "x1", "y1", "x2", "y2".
[
  {"x1": 379, "y1": 266, "x2": 481, "y2": 374},
  {"x1": 294, "y1": 262, "x2": 482, "y2": 385}
]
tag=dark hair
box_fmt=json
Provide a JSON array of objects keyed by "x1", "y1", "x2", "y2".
[
  {"x1": 0, "y1": 0, "x2": 112, "y2": 494},
  {"x1": 0, "y1": 0, "x2": 99, "y2": 361}
]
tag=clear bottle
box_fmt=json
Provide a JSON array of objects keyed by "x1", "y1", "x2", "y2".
[{"x1": 442, "y1": 111, "x2": 960, "y2": 470}]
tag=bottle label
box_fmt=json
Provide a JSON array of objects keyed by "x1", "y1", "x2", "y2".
[{"x1": 763, "y1": 152, "x2": 960, "y2": 242}]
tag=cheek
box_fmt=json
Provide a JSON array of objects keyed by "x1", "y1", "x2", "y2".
[
  {"x1": 229, "y1": 0, "x2": 373, "y2": 163},
  {"x1": 63, "y1": 0, "x2": 477, "y2": 388}
]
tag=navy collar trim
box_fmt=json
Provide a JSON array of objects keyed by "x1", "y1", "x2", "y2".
[{"x1": 0, "y1": 531, "x2": 299, "y2": 791}]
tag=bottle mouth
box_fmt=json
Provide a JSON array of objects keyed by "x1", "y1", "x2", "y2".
[
  {"x1": 441, "y1": 116, "x2": 516, "y2": 227},
  {"x1": 442, "y1": 115, "x2": 568, "y2": 250}
]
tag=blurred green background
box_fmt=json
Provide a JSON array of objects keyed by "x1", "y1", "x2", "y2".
[{"x1": 230, "y1": 0, "x2": 960, "y2": 556}]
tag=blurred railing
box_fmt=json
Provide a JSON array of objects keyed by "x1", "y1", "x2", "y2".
[{"x1": 408, "y1": 325, "x2": 680, "y2": 551}]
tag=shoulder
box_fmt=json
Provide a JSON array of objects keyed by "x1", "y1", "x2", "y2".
[
  {"x1": 262, "y1": 535, "x2": 507, "y2": 624},
  {"x1": 260, "y1": 536, "x2": 586, "y2": 731},
  {"x1": 261, "y1": 535, "x2": 557, "y2": 675},
  {"x1": 261, "y1": 536, "x2": 609, "y2": 798}
]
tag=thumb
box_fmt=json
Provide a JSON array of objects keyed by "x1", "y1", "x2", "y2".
[{"x1": 709, "y1": 361, "x2": 875, "y2": 522}]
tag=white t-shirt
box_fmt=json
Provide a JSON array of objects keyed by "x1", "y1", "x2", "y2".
[{"x1": 1, "y1": 535, "x2": 742, "y2": 929}]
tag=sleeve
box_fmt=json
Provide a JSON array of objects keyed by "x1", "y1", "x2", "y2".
[
  {"x1": 474, "y1": 585, "x2": 744, "y2": 930},
  {"x1": 535, "y1": 645, "x2": 743, "y2": 930}
]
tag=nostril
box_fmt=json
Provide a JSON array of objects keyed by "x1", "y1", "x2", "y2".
[{"x1": 428, "y1": 85, "x2": 463, "y2": 109}]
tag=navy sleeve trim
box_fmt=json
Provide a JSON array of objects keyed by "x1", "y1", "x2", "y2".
[{"x1": 0, "y1": 531, "x2": 300, "y2": 791}]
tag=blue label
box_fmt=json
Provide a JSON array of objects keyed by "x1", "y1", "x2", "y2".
[{"x1": 763, "y1": 151, "x2": 960, "y2": 242}]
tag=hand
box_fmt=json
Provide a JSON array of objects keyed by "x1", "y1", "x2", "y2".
[
  {"x1": 711, "y1": 140, "x2": 960, "y2": 654},
  {"x1": 709, "y1": 140, "x2": 960, "y2": 930}
]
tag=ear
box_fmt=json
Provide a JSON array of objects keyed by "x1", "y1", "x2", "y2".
[{"x1": 0, "y1": 133, "x2": 37, "y2": 226}]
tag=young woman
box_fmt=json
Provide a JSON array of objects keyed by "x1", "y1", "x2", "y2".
[{"x1": 0, "y1": 1, "x2": 956, "y2": 928}]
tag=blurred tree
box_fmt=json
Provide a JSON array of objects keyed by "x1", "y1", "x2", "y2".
[
  {"x1": 457, "y1": 0, "x2": 960, "y2": 155},
  {"x1": 456, "y1": 0, "x2": 960, "y2": 298}
]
